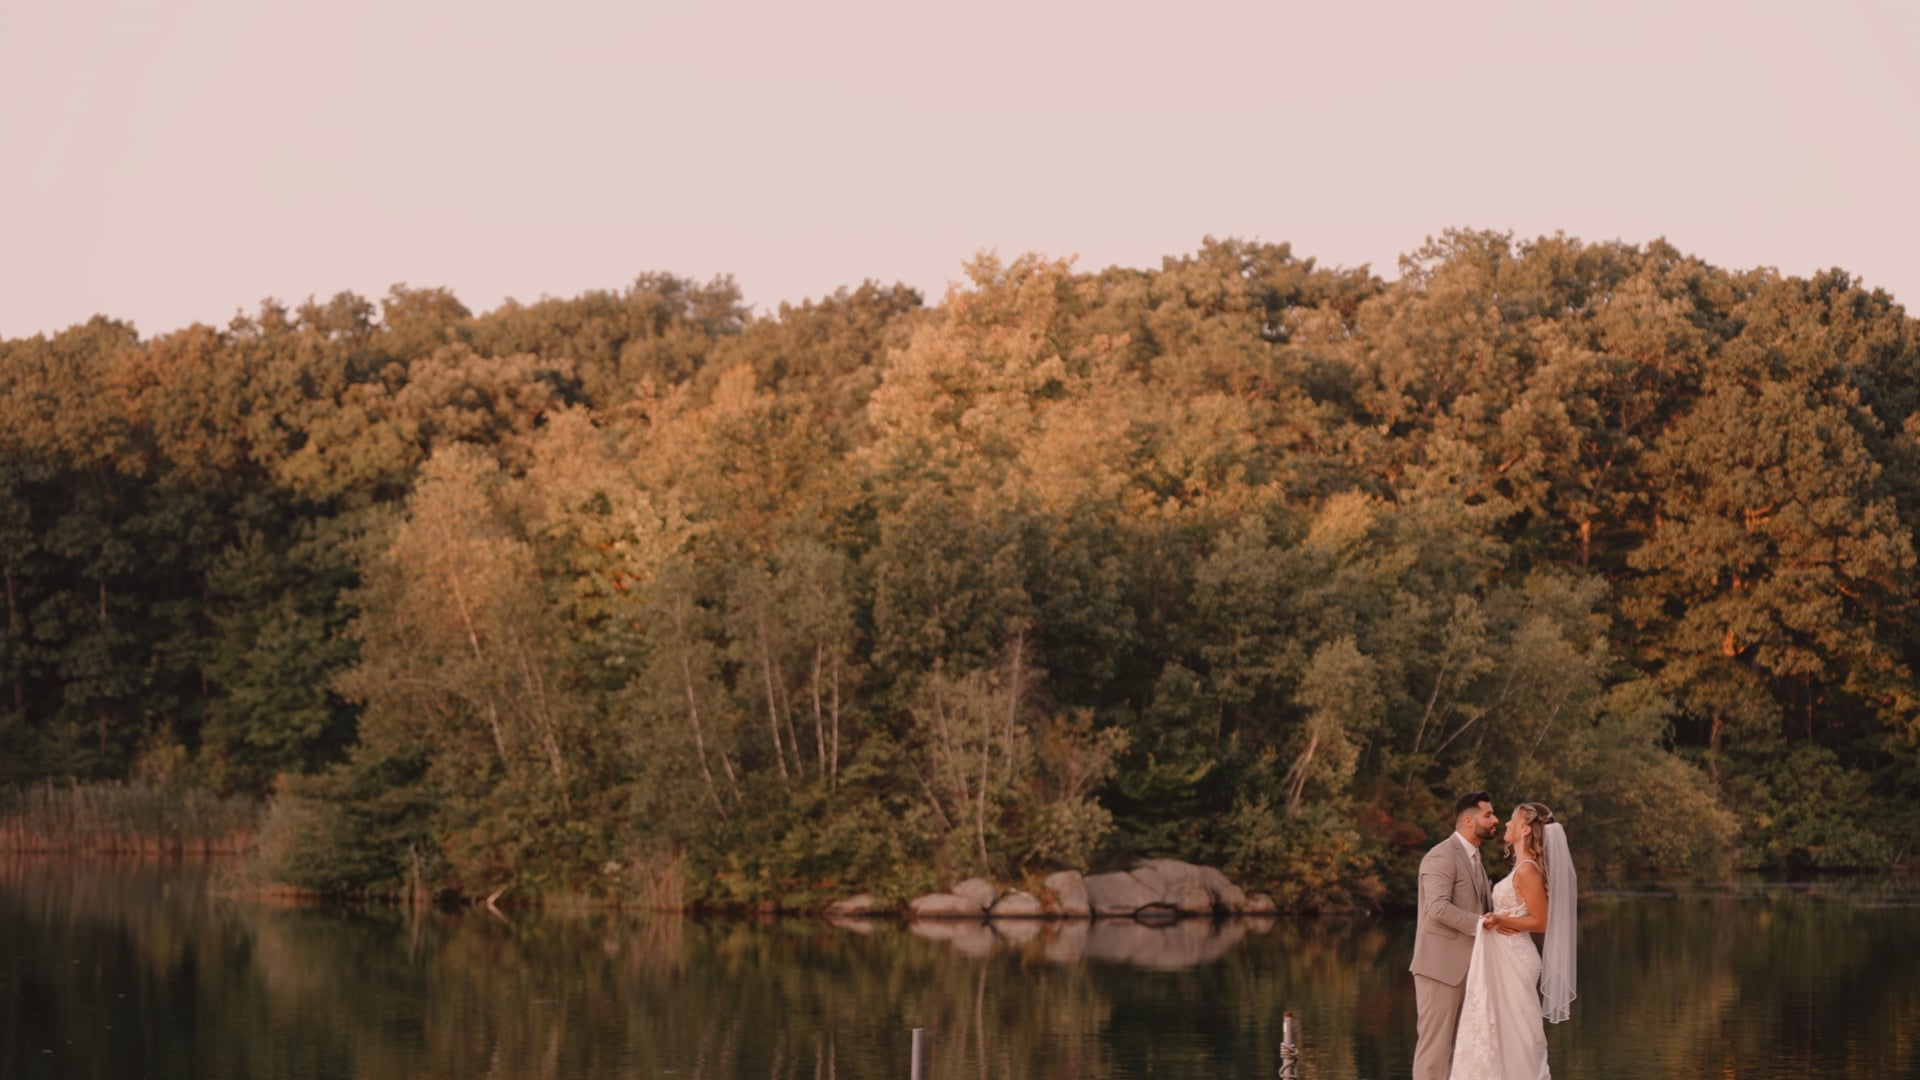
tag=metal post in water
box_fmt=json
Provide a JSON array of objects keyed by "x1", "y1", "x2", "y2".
[
  {"x1": 910, "y1": 1027, "x2": 925, "y2": 1080},
  {"x1": 1277, "y1": 1011, "x2": 1300, "y2": 1079}
]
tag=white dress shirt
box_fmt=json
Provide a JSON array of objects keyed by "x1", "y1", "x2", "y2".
[{"x1": 1456, "y1": 830, "x2": 1488, "y2": 899}]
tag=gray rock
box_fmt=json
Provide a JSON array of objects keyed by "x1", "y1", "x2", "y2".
[
  {"x1": 1083, "y1": 870, "x2": 1159, "y2": 916},
  {"x1": 1242, "y1": 892, "x2": 1279, "y2": 915},
  {"x1": 1042, "y1": 870, "x2": 1091, "y2": 918},
  {"x1": 823, "y1": 893, "x2": 877, "y2": 917},
  {"x1": 1131, "y1": 859, "x2": 1214, "y2": 914},
  {"x1": 1197, "y1": 865, "x2": 1247, "y2": 912},
  {"x1": 952, "y1": 876, "x2": 1000, "y2": 909},
  {"x1": 1134, "y1": 902, "x2": 1182, "y2": 922},
  {"x1": 989, "y1": 890, "x2": 1046, "y2": 918},
  {"x1": 909, "y1": 892, "x2": 986, "y2": 919}
]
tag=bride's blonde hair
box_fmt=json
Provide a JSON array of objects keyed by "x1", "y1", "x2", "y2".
[{"x1": 1505, "y1": 802, "x2": 1555, "y2": 869}]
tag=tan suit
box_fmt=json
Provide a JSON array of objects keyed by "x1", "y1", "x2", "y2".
[{"x1": 1408, "y1": 833, "x2": 1490, "y2": 1080}]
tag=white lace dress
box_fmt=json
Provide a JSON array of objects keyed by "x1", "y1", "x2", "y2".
[{"x1": 1448, "y1": 862, "x2": 1550, "y2": 1080}]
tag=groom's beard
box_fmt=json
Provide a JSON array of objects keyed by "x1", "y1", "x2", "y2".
[{"x1": 1478, "y1": 822, "x2": 1498, "y2": 842}]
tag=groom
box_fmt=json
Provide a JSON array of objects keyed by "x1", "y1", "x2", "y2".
[{"x1": 1409, "y1": 790, "x2": 1499, "y2": 1080}]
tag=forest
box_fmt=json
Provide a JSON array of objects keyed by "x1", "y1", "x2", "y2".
[{"x1": 2, "y1": 231, "x2": 1917, "y2": 911}]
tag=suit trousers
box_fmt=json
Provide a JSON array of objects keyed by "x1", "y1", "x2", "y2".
[{"x1": 1412, "y1": 971, "x2": 1467, "y2": 1080}]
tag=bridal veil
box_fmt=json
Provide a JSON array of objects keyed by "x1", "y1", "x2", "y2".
[{"x1": 1540, "y1": 821, "x2": 1578, "y2": 1022}]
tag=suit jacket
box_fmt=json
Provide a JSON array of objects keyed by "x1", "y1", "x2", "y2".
[{"x1": 1408, "y1": 833, "x2": 1490, "y2": 986}]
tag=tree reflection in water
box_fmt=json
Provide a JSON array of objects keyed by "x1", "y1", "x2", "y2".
[{"x1": 3, "y1": 861, "x2": 1918, "y2": 1080}]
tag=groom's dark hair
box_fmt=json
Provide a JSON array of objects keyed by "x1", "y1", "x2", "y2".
[{"x1": 1452, "y1": 790, "x2": 1492, "y2": 821}]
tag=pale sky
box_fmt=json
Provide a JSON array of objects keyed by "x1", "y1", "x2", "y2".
[{"x1": 3, "y1": 0, "x2": 1916, "y2": 340}]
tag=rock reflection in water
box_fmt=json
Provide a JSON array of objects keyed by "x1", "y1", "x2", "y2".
[
  {"x1": 907, "y1": 917, "x2": 997, "y2": 957},
  {"x1": 823, "y1": 914, "x2": 877, "y2": 935},
  {"x1": 902, "y1": 915, "x2": 1277, "y2": 969}
]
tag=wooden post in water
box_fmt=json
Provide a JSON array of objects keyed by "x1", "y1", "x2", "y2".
[
  {"x1": 910, "y1": 1027, "x2": 925, "y2": 1080},
  {"x1": 1277, "y1": 1011, "x2": 1300, "y2": 1079}
]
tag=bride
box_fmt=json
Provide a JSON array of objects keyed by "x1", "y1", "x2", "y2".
[{"x1": 1448, "y1": 802, "x2": 1578, "y2": 1080}]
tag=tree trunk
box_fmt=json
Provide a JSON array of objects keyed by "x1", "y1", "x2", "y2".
[
  {"x1": 930, "y1": 683, "x2": 969, "y2": 809},
  {"x1": 810, "y1": 644, "x2": 828, "y2": 779},
  {"x1": 4, "y1": 567, "x2": 21, "y2": 714},
  {"x1": 440, "y1": 547, "x2": 510, "y2": 766},
  {"x1": 910, "y1": 758, "x2": 954, "y2": 830},
  {"x1": 757, "y1": 616, "x2": 791, "y2": 781},
  {"x1": 976, "y1": 682, "x2": 993, "y2": 874},
  {"x1": 1411, "y1": 652, "x2": 1451, "y2": 757},
  {"x1": 669, "y1": 602, "x2": 730, "y2": 815},
  {"x1": 777, "y1": 664, "x2": 804, "y2": 782},
  {"x1": 505, "y1": 624, "x2": 569, "y2": 813},
  {"x1": 829, "y1": 650, "x2": 842, "y2": 788},
  {"x1": 1286, "y1": 733, "x2": 1318, "y2": 808},
  {"x1": 1003, "y1": 628, "x2": 1024, "y2": 791}
]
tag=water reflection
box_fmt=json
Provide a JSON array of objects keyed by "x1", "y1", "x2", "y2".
[
  {"x1": 3, "y1": 859, "x2": 1917, "y2": 1080},
  {"x1": 902, "y1": 914, "x2": 1280, "y2": 969}
]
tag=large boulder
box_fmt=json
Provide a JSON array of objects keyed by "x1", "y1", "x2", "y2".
[
  {"x1": 909, "y1": 892, "x2": 986, "y2": 919},
  {"x1": 989, "y1": 890, "x2": 1046, "y2": 918},
  {"x1": 1130, "y1": 859, "x2": 1215, "y2": 915},
  {"x1": 1197, "y1": 865, "x2": 1247, "y2": 912},
  {"x1": 1042, "y1": 870, "x2": 1092, "y2": 918},
  {"x1": 1083, "y1": 870, "x2": 1160, "y2": 916},
  {"x1": 952, "y1": 877, "x2": 1000, "y2": 910},
  {"x1": 823, "y1": 893, "x2": 877, "y2": 917},
  {"x1": 1071, "y1": 861, "x2": 1266, "y2": 919}
]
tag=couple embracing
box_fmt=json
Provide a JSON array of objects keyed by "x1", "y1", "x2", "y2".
[{"x1": 1409, "y1": 791, "x2": 1577, "y2": 1080}]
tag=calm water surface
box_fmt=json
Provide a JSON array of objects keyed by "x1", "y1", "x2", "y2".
[{"x1": 3, "y1": 859, "x2": 1916, "y2": 1079}]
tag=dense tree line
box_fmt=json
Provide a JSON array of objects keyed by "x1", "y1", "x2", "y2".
[{"x1": 3, "y1": 233, "x2": 1917, "y2": 909}]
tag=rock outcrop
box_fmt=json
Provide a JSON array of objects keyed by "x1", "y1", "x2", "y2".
[
  {"x1": 1041, "y1": 870, "x2": 1091, "y2": 918},
  {"x1": 989, "y1": 890, "x2": 1045, "y2": 918},
  {"x1": 894, "y1": 859, "x2": 1274, "y2": 922},
  {"x1": 1242, "y1": 892, "x2": 1279, "y2": 915},
  {"x1": 952, "y1": 877, "x2": 1000, "y2": 910},
  {"x1": 909, "y1": 892, "x2": 986, "y2": 919},
  {"x1": 1083, "y1": 869, "x2": 1161, "y2": 916},
  {"x1": 823, "y1": 893, "x2": 877, "y2": 917},
  {"x1": 1129, "y1": 860, "x2": 1215, "y2": 915}
]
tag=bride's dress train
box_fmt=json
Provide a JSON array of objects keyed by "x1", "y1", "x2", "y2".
[{"x1": 1448, "y1": 866, "x2": 1549, "y2": 1080}]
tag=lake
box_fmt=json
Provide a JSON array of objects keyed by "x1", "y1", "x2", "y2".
[{"x1": 3, "y1": 859, "x2": 1916, "y2": 1079}]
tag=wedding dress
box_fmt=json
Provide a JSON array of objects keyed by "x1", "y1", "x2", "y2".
[{"x1": 1448, "y1": 861, "x2": 1550, "y2": 1080}]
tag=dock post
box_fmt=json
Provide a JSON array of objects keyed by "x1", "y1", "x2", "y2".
[
  {"x1": 910, "y1": 1027, "x2": 925, "y2": 1080},
  {"x1": 1277, "y1": 1011, "x2": 1299, "y2": 1079}
]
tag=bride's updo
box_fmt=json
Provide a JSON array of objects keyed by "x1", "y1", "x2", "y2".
[{"x1": 1506, "y1": 802, "x2": 1555, "y2": 867}]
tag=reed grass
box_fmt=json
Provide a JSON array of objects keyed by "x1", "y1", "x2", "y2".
[{"x1": 0, "y1": 779, "x2": 262, "y2": 856}]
